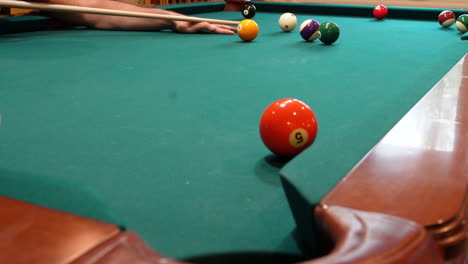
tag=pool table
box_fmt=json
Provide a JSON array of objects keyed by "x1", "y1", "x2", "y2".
[{"x1": 0, "y1": 1, "x2": 467, "y2": 263}]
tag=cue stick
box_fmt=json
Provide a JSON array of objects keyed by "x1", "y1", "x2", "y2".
[{"x1": 0, "y1": 0, "x2": 240, "y2": 25}]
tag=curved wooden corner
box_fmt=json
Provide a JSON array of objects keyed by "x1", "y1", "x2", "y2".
[
  {"x1": 71, "y1": 207, "x2": 446, "y2": 264},
  {"x1": 428, "y1": 185, "x2": 468, "y2": 248},
  {"x1": 302, "y1": 206, "x2": 445, "y2": 264}
]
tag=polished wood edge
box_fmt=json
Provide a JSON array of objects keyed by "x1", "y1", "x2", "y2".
[
  {"x1": 322, "y1": 55, "x2": 468, "y2": 252},
  {"x1": 0, "y1": 196, "x2": 120, "y2": 264},
  {"x1": 298, "y1": 205, "x2": 444, "y2": 264},
  {"x1": 71, "y1": 231, "x2": 188, "y2": 264}
]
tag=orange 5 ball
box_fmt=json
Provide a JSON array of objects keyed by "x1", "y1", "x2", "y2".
[
  {"x1": 237, "y1": 19, "x2": 259, "y2": 42},
  {"x1": 259, "y1": 98, "x2": 318, "y2": 157}
]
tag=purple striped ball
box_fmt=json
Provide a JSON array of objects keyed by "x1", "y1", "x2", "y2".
[{"x1": 300, "y1": 19, "x2": 320, "y2": 41}]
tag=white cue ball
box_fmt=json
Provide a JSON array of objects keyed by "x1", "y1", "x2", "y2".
[{"x1": 278, "y1": 12, "x2": 298, "y2": 32}]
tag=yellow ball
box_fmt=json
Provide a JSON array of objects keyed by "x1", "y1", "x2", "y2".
[
  {"x1": 278, "y1": 13, "x2": 297, "y2": 32},
  {"x1": 237, "y1": 19, "x2": 259, "y2": 42}
]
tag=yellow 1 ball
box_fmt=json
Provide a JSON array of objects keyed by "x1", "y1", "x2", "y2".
[{"x1": 238, "y1": 19, "x2": 259, "y2": 42}]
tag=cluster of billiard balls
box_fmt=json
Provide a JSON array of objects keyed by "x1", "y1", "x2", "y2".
[
  {"x1": 238, "y1": 6, "x2": 340, "y2": 44},
  {"x1": 438, "y1": 10, "x2": 468, "y2": 33},
  {"x1": 260, "y1": 98, "x2": 318, "y2": 157},
  {"x1": 277, "y1": 12, "x2": 340, "y2": 45}
]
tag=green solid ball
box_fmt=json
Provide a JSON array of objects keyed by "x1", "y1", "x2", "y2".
[
  {"x1": 456, "y1": 14, "x2": 468, "y2": 33},
  {"x1": 319, "y1": 22, "x2": 340, "y2": 45}
]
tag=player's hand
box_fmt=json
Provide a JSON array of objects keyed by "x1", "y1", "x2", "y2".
[{"x1": 173, "y1": 21, "x2": 237, "y2": 34}]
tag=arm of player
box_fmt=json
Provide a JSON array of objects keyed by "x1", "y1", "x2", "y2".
[{"x1": 31, "y1": 0, "x2": 237, "y2": 34}]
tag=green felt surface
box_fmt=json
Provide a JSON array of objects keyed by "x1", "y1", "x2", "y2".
[{"x1": 0, "y1": 3, "x2": 467, "y2": 261}]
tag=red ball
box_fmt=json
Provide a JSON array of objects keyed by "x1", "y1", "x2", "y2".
[
  {"x1": 438, "y1": 10, "x2": 456, "y2": 27},
  {"x1": 373, "y1": 5, "x2": 388, "y2": 20},
  {"x1": 259, "y1": 98, "x2": 318, "y2": 157}
]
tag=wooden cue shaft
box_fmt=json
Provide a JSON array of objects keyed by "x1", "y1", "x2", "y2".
[{"x1": 0, "y1": 0, "x2": 240, "y2": 25}]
